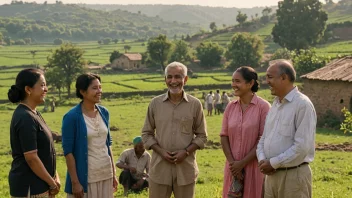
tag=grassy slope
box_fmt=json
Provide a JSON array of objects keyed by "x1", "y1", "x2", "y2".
[{"x1": 195, "y1": 9, "x2": 352, "y2": 55}]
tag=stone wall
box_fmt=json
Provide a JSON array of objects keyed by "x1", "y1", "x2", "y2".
[{"x1": 302, "y1": 79, "x2": 352, "y2": 119}]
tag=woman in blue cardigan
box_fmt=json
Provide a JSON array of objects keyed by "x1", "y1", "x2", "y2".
[{"x1": 62, "y1": 73, "x2": 118, "y2": 198}]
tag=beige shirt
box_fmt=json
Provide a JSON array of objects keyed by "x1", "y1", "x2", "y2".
[
  {"x1": 257, "y1": 87, "x2": 317, "y2": 169},
  {"x1": 142, "y1": 91, "x2": 207, "y2": 186},
  {"x1": 116, "y1": 148, "x2": 151, "y2": 180},
  {"x1": 84, "y1": 113, "x2": 113, "y2": 183}
]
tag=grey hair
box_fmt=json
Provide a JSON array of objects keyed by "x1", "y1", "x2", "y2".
[
  {"x1": 165, "y1": 62, "x2": 188, "y2": 77},
  {"x1": 273, "y1": 60, "x2": 296, "y2": 82}
]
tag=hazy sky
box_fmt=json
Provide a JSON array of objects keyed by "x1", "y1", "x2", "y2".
[{"x1": 0, "y1": 0, "x2": 336, "y2": 8}]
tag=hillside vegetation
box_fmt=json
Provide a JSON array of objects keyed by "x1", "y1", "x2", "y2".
[
  {"x1": 81, "y1": 4, "x2": 268, "y2": 28},
  {"x1": 0, "y1": 3, "x2": 199, "y2": 42}
]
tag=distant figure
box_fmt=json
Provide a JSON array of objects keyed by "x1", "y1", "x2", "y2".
[
  {"x1": 50, "y1": 98, "x2": 56, "y2": 112},
  {"x1": 257, "y1": 60, "x2": 317, "y2": 198},
  {"x1": 142, "y1": 62, "x2": 207, "y2": 198},
  {"x1": 220, "y1": 66, "x2": 270, "y2": 198},
  {"x1": 221, "y1": 91, "x2": 230, "y2": 112},
  {"x1": 214, "y1": 89, "x2": 222, "y2": 115},
  {"x1": 206, "y1": 91, "x2": 214, "y2": 116},
  {"x1": 116, "y1": 136, "x2": 151, "y2": 197},
  {"x1": 202, "y1": 92, "x2": 207, "y2": 110}
]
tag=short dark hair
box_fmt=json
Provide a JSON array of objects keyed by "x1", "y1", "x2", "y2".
[
  {"x1": 276, "y1": 61, "x2": 296, "y2": 82},
  {"x1": 75, "y1": 73, "x2": 101, "y2": 99},
  {"x1": 8, "y1": 68, "x2": 43, "y2": 103},
  {"x1": 235, "y1": 66, "x2": 259, "y2": 92}
]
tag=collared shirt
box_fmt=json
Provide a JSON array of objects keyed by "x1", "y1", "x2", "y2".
[
  {"x1": 142, "y1": 91, "x2": 207, "y2": 186},
  {"x1": 214, "y1": 93, "x2": 221, "y2": 104},
  {"x1": 257, "y1": 87, "x2": 317, "y2": 169},
  {"x1": 117, "y1": 148, "x2": 151, "y2": 180}
]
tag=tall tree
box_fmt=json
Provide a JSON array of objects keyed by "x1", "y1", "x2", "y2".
[
  {"x1": 45, "y1": 67, "x2": 65, "y2": 99},
  {"x1": 124, "y1": 45, "x2": 131, "y2": 53},
  {"x1": 196, "y1": 42, "x2": 224, "y2": 67},
  {"x1": 209, "y1": 22, "x2": 217, "y2": 32},
  {"x1": 226, "y1": 32, "x2": 264, "y2": 68},
  {"x1": 109, "y1": 50, "x2": 121, "y2": 63},
  {"x1": 46, "y1": 43, "x2": 85, "y2": 97},
  {"x1": 147, "y1": 34, "x2": 172, "y2": 71},
  {"x1": 236, "y1": 11, "x2": 247, "y2": 27},
  {"x1": 170, "y1": 40, "x2": 192, "y2": 63},
  {"x1": 272, "y1": 0, "x2": 328, "y2": 51},
  {"x1": 0, "y1": 32, "x2": 3, "y2": 42}
]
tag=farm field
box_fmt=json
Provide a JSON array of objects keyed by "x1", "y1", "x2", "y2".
[{"x1": 0, "y1": 94, "x2": 351, "y2": 197}]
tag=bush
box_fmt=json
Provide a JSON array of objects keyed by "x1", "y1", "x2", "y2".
[
  {"x1": 318, "y1": 110, "x2": 341, "y2": 129},
  {"x1": 14, "y1": 39, "x2": 26, "y2": 45},
  {"x1": 341, "y1": 107, "x2": 352, "y2": 133},
  {"x1": 53, "y1": 38, "x2": 64, "y2": 45},
  {"x1": 293, "y1": 48, "x2": 330, "y2": 77}
]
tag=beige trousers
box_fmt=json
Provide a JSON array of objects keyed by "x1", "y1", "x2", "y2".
[
  {"x1": 67, "y1": 178, "x2": 113, "y2": 198},
  {"x1": 264, "y1": 164, "x2": 312, "y2": 198},
  {"x1": 149, "y1": 179, "x2": 195, "y2": 198}
]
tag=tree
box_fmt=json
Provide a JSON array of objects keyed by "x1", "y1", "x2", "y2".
[
  {"x1": 170, "y1": 40, "x2": 192, "y2": 63},
  {"x1": 103, "y1": 37, "x2": 112, "y2": 45},
  {"x1": 226, "y1": 33, "x2": 264, "y2": 68},
  {"x1": 45, "y1": 67, "x2": 65, "y2": 99},
  {"x1": 47, "y1": 43, "x2": 85, "y2": 97},
  {"x1": 196, "y1": 42, "x2": 224, "y2": 67},
  {"x1": 109, "y1": 50, "x2": 121, "y2": 63},
  {"x1": 124, "y1": 45, "x2": 131, "y2": 53},
  {"x1": 209, "y1": 22, "x2": 217, "y2": 32},
  {"x1": 272, "y1": 0, "x2": 328, "y2": 51},
  {"x1": 54, "y1": 38, "x2": 64, "y2": 45},
  {"x1": 0, "y1": 32, "x2": 3, "y2": 42},
  {"x1": 147, "y1": 34, "x2": 172, "y2": 71},
  {"x1": 293, "y1": 48, "x2": 330, "y2": 76},
  {"x1": 260, "y1": 7, "x2": 273, "y2": 24},
  {"x1": 113, "y1": 38, "x2": 119, "y2": 44},
  {"x1": 236, "y1": 11, "x2": 247, "y2": 27}
]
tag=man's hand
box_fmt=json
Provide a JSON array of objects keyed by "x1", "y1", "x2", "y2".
[
  {"x1": 171, "y1": 150, "x2": 188, "y2": 164},
  {"x1": 160, "y1": 149, "x2": 176, "y2": 164},
  {"x1": 229, "y1": 160, "x2": 245, "y2": 177},
  {"x1": 259, "y1": 159, "x2": 275, "y2": 175},
  {"x1": 129, "y1": 167, "x2": 137, "y2": 174}
]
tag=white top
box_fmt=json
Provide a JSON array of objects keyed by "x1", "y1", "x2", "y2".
[
  {"x1": 206, "y1": 94, "x2": 214, "y2": 104},
  {"x1": 257, "y1": 87, "x2": 317, "y2": 169},
  {"x1": 222, "y1": 94, "x2": 230, "y2": 103},
  {"x1": 83, "y1": 113, "x2": 113, "y2": 183},
  {"x1": 214, "y1": 93, "x2": 221, "y2": 104},
  {"x1": 117, "y1": 148, "x2": 151, "y2": 180}
]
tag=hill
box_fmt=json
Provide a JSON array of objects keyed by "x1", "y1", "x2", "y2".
[
  {"x1": 80, "y1": 4, "x2": 270, "y2": 28},
  {"x1": 0, "y1": 2, "x2": 199, "y2": 42},
  {"x1": 189, "y1": 4, "x2": 352, "y2": 54}
]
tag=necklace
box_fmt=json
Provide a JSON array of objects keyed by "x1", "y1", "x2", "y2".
[{"x1": 82, "y1": 105, "x2": 101, "y2": 136}]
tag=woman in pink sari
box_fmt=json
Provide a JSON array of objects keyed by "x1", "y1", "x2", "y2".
[{"x1": 220, "y1": 66, "x2": 270, "y2": 198}]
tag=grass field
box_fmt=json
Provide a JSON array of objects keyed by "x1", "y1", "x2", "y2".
[{"x1": 0, "y1": 92, "x2": 351, "y2": 197}]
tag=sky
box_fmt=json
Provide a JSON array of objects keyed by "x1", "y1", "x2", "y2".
[{"x1": 0, "y1": 0, "x2": 337, "y2": 8}]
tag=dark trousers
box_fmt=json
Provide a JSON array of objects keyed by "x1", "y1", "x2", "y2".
[{"x1": 119, "y1": 170, "x2": 148, "y2": 192}]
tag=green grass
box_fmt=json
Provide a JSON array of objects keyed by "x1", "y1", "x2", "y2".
[{"x1": 0, "y1": 95, "x2": 351, "y2": 197}]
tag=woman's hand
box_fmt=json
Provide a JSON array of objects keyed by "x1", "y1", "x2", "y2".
[
  {"x1": 72, "y1": 181, "x2": 84, "y2": 198},
  {"x1": 229, "y1": 160, "x2": 245, "y2": 177}
]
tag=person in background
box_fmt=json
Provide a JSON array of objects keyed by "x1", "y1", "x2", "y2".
[
  {"x1": 62, "y1": 73, "x2": 118, "y2": 198},
  {"x1": 214, "y1": 89, "x2": 222, "y2": 115},
  {"x1": 8, "y1": 68, "x2": 60, "y2": 197},
  {"x1": 116, "y1": 136, "x2": 151, "y2": 197},
  {"x1": 220, "y1": 66, "x2": 270, "y2": 198},
  {"x1": 206, "y1": 91, "x2": 214, "y2": 116},
  {"x1": 257, "y1": 60, "x2": 316, "y2": 198},
  {"x1": 221, "y1": 91, "x2": 231, "y2": 113},
  {"x1": 142, "y1": 62, "x2": 207, "y2": 198}
]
